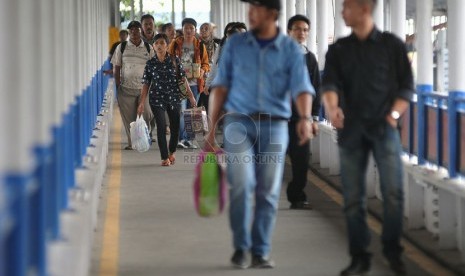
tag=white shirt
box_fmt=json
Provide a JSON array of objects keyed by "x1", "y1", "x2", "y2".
[{"x1": 111, "y1": 40, "x2": 155, "y2": 90}]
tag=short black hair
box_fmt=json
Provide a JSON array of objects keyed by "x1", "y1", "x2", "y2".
[
  {"x1": 182, "y1": 18, "x2": 197, "y2": 28},
  {"x1": 153, "y1": 33, "x2": 169, "y2": 44},
  {"x1": 119, "y1": 30, "x2": 129, "y2": 35},
  {"x1": 287, "y1": 14, "x2": 310, "y2": 31},
  {"x1": 161, "y1": 23, "x2": 173, "y2": 33},
  {"x1": 141, "y1": 14, "x2": 155, "y2": 23}
]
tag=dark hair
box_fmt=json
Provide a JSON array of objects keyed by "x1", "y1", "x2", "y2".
[
  {"x1": 153, "y1": 33, "x2": 169, "y2": 44},
  {"x1": 220, "y1": 22, "x2": 247, "y2": 47},
  {"x1": 141, "y1": 14, "x2": 155, "y2": 23},
  {"x1": 161, "y1": 23, "x2": 173, "y2": 33},
  {"x1": 287, "y1": 14, "x2": 310, "y2": 31},
  {"x1": 182, "y1": 17, "x2": 197, "y2": 28},
  {"x1": 175, "y1": 29, "x2": 183, "y2": 37},
  {"x1": 119, "y1": 30, "x2": 129, "y2": 36}
]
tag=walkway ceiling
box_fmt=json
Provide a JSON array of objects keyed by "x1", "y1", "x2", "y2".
[{"x1": 405, "y1": 0, "x2": 447, "y2": 19}]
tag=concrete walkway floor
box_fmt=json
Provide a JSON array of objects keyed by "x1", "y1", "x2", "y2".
[{"x1": 90, "y1": 107, "x2": 452, "y2": 276}]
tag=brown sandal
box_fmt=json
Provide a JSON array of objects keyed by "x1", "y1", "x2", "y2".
[
  {"x1": 161, "y1": 159, "x2": 171, "y2": 166},
  {"x1": 168, "y1": 153, "x2": 176, "y2": 164}
]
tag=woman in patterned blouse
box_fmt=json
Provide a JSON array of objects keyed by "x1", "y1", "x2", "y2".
[{"x1": 138, "y1": 33, "x2": 196, "y2": 166}]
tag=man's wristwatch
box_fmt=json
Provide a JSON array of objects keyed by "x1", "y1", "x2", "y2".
[{"x1": 390, "y1": 110, "x2": 400, "y2": 120}]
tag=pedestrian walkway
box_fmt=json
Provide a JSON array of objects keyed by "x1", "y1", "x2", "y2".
[{"x1": 90, "y1": 106, "x2": 450, "y2": 276}]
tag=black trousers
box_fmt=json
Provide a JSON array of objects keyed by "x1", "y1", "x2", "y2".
[
  {"x1": 151, "y1": 104, "x2": 180, "y2": 160},
  {"x1": 286, "y1": 120, "x2": 310, "y2": 203},
  {"x1": 197, "y1": 93, "x2": 209, "y2": 115}
]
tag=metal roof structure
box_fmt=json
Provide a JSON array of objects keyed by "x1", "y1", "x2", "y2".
[{"x1": 406, "y1": 0, "x2": 447, "y2": 18}]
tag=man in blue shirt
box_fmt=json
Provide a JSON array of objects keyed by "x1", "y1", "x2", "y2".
[{"x1": 206, "y1": 0, "x2": 316, "y2": 269}]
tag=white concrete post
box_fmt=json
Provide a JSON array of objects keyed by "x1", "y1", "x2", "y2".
[
  {"x1": 307, "y1": 0, "x2": 317, "y2": 54},
  {"x1": 317, "y1": 0, "x2": 328, "y2": 70},
  {"x1": 296, "y1": 0, "x2": 306, "y2": 14},
  {"x1": 218, "y1": 0, "x2": 225, "y2": 38},
  {"x1": 334, "y1": 0, "x2": 350, "y2": 40},
  {"x1": 390, "y1": 0, "x2": 406, "y2": 40},
  {"x1": 54, "y1": 0, "x2": 65, "y2": 127},
  {"x1": 2, "y1": 0, "x2": 21, "y2": 172},
  {"x1": 448, "y1": 0, "x2": 465, "y2": 92},
  {"x1": 240, "y1": 2, "x2": 247, "y2": 26},
  {"x1": 279, "y1": 0, "x2": 287, "y2": 33},
  {"x1": 287, "y1": 0, "x2": 296, "y2": 21},
  {"x1": 416, "y1": 0, "x2": 433, "y2": 86},
  {"x1": 19, "y1": 0, "x2": 40, "y2": 166},
  {"x1": 374, "y1": 0, "x2": 384, "y2": 31},
  {"x1": 225, "y1": 0, "x2": 230, "y2": 23},
  {"x1": 130, "y1": 0, "x2": 135, "y2": 20}
]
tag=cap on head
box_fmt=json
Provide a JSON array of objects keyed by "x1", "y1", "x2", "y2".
[
  {"x1": 240, "y1": 0, "x2": 281, "y2": 12},
  {"x1": 182, "y1": 18, "x2": 197, "y2": 28},
  {"x1": 127, "y1": 20, "x2": 142, "y2": 29}
]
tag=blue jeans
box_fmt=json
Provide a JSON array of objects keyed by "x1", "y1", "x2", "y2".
[
  {"x1": 339, "y1": 124, "x2": 404, "y2": 259},
  {"x1": 223, "y1": 115, "x2": 288, "y2": 257},
  {"x1": 179, "y1": 85, "x2": 199, "y2": 141}
]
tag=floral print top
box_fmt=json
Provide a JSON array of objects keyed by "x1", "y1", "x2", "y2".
[{"x1": 142, "y1": 54, "x2": 185, "y2": 110}]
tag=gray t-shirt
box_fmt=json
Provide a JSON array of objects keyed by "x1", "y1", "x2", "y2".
[{"x1": 182, "y1": 42, "x2": 197, "y2": 86}]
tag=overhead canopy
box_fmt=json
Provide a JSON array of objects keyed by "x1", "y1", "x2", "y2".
[{"x1": 406, "y1": 0, "x2": 447, "y2": 19}]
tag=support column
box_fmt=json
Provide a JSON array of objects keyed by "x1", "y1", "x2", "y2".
[
  {"x1": 447, "y1": 0, "x2": 465, "y2": 178},
  {"x1": 130, "y1": 0, "x2": 135, "y2": 20},
  {"x1": 374, "y1": 0, "x2": 384, "y2": 30},
  {"x1": 416, "y1": 0, "x2": 433, "y2": 165},
  {"x1": 287, "y1": 0, "x2": 296, "y2": 21},
  {"x1": 334, "y1": 0, "x2": 350, "y2": 39},
  {"x1": 172, "y1": 0, "x2": 175, "y2": 24},
  {"x1": 239, "y1": 1, "x2": 246, "y2": 25},
  {"x1": 182, "y1": 0, "x2": 186, "y2": 19},
  {"x1": 296, "y1": 0, "x2": 306, "y2": 15},
  {"x1": 307, "y1": 0, "x2": 317, "y2": 54},
  {"x1": 218, "y1": 0, "x2": 225, "y2": 37},
  {"x1": 279, "y1": 0, "x2": 287, "y2": 33},
  {"x1": 115, "y1": 0, "x2": 121, "y2": 27},
  {"x1": 139, "y1": 0, "x2": 143, "y2": 19},
  {"x1": 317, "y1": 0, "x2": 328, "y2": 70},
  {"x1": 390, "y1": 0, "x2": 406, "y2": 40}
]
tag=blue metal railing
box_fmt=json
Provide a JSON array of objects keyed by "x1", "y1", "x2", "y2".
[
  {"x1": 0, "y1": 59, "x2": 111, "y2": 276},
  {"x1": 404, "y1": 89, "x2": 465, "y2": 178}
]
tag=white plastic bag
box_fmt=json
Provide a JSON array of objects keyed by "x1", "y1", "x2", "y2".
[{"x1": 130, "y1": 115, "x2": 151, "y2": 152}]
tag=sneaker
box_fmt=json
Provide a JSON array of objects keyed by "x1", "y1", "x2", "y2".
[
  {"x1": 340, "y1": 256, "x2": 371, "y2": 276},
  {"x1": 231, "y1": 250, "x2": 248, "y2": 269},
  {"x1": 386, "y1": 256, "x2": 406, "y2": 275},
  {"x1": 290, "y1": 201, "x2": 313, "y2": 210},
  {"x1": 177, "y1": 140, "x2": 187, "y2": 149},
  {"x1": 183, "y1": 140, "x2": 198, "y2": 149},
  {"x1": 251, "y1": 255, "x2": 275, "y2": 269}
]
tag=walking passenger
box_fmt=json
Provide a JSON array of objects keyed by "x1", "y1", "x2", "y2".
[
  {"x1": 141, "y1": 14, "x2": 157, "y2": 45},
  {"x1": 286, "y1": 14, "x2": 321, "y2": 210},
  {"x1": 206, "y1": 0, "x2": 316, "y2": 269},
  {"x1": 141, "y1": 14, "x2": 158, "y2": 140},
  {"x1": 111, "y1": 20, "x2": 155, "y2": 150},
  {"x1": 321, "y1": 0, "x2": 414, "y2": 275},
  {"x1": 138, "y1": 34, "x2": 197, "y2": 166},
  {"x1": 104, "y1": 30, "x2": 128, "y2": 75},
  {"x1": 168, "y1": 18, "x2": 210, "y2": 149},
  {"x1": 162, "y1": 23, "x2": 176, "y2": 44},
  {"x1": 197, "y1": 22, "x2": 219, "y2": 113}
]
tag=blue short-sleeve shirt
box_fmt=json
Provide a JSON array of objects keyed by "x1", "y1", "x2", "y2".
[{"x1": 212, "y1": 31, "x2": 315, "y2": 118}]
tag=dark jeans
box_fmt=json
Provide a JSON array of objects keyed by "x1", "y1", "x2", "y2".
[
  {"x1": 152, "y1": 105, "x2": 181, "y2": 160},
  {"x1": 286, "y1": 120, "x2": 310, "y2": 203},
  {"x1": 339, "y1": 124, "x2": 404, "y2": 259},
  {"x1": 198, "y1": 92, "x2": 209, "y2": 115}
]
